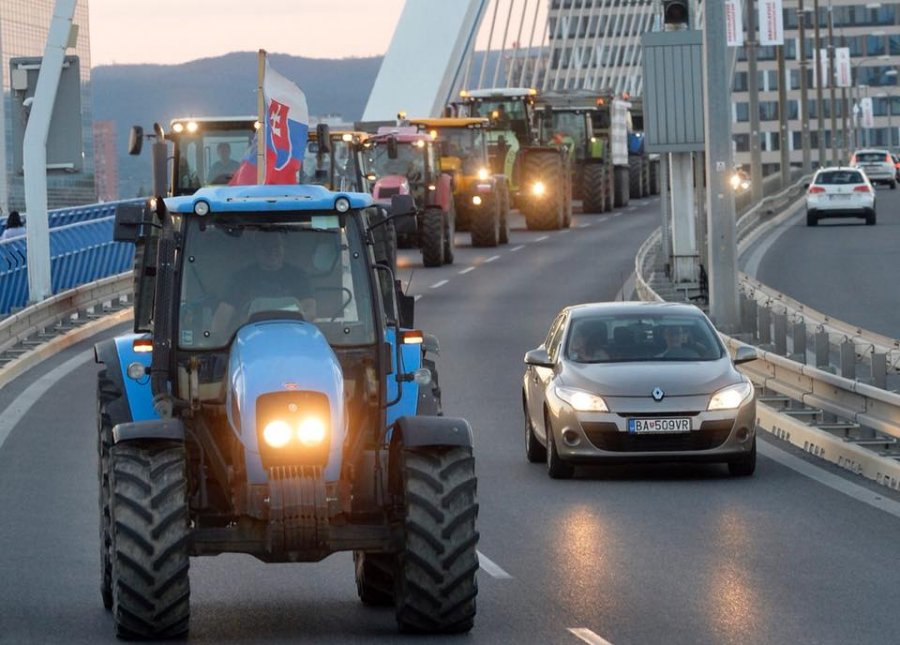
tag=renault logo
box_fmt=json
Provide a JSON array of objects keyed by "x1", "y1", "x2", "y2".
[{"x1": 651, "y1": 387, "x2": 665, "y2": 402}]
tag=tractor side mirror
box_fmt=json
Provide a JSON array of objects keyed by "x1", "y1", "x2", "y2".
[
  {"x1": 113, "y1": 202, "x2": 150, "y2": 242},
  {"x1": 387, "y1": 135, "x2": 399, "y2": 159},
  {"x1": 128, "y1": 125, "x2": 144, "y2": 156},
  {"x1": 316, "y1": 123, "x2": 332, "y2": 153}
]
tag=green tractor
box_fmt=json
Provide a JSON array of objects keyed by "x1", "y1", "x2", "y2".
[{"x1": 453, "y1": 88, "x2": 572, "y2": 231}]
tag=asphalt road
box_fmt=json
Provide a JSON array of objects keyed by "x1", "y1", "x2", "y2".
[{"x1": 2, "y1": 198, "x2": 900, "y2": 644}]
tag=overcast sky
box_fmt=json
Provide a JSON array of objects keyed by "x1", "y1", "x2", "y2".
[
  {"x1": 88, "y1": 0, "x2": 406, "y2": 66},
  {"x1": 87, "y1": 0, "x2": 547, "y2": 67}
]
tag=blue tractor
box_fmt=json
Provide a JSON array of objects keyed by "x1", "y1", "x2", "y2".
[{"x1": 96, "y1": 184, "x2": 478, "y2": 638}]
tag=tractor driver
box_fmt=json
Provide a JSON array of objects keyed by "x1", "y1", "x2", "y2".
[{"x1": 212, "y1": 230, "x2": 317, "y2": 337}]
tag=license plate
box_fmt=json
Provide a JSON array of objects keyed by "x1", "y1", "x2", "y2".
[
  {"x1": 627, "y1": 417, "x2": 691, "y2": 433},
  {"x1": 829, "y1": 194, "x2": 850, "y2": 200}
]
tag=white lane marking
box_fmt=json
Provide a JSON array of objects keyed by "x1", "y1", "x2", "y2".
[
  {"x1": 578, "y1": 223, "x2": 590, "y2": 228},
  {"x1": 414, "y1": 295, "x2": 423, "y2": 302},
  {"x1": 536, "y1": 235, "x2": 549, "y2": 241},
  {"x1": 741, "y1": 207, "x2": 802, "y2": 278},
  {"x1": 429, "y1": 280, "x2": 449, "y2": 289},
  {"x1": 759, "y1": 441, "x2": 900, "y2": 519},
  {"x1": 0, "y1": 351, "x2": 93, "y2": 452},
  {"x1": 458, "y1": 266, "x2": 476, "y2": 274},
  {"x1": 595, "y1": 216, "x2": 609, "y2": 223},
  {"x1": 485, "y1": 255, "x2": 500, "y2": 263},
  {"x1": 568, "y1": 628, "x2": 614, "y2": 645},
  {"x1": 559, "y1": 228, "x2": 572, "y2": 234},
  {"x1": 627, "y1": 206, "x2": 637, "y2": 211},
  {"x1": 611, "y1": 212, "x2": 622, "y2": 218},
  {"x1": 477, "y1": 550, "x2": 513, "y2": 579},
  {"x1": 510, "y1": 245, "x2": 525, "y2": 252}
]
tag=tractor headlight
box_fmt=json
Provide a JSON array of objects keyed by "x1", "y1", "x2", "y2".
[
  {"x1": 297, "y1": 417, "x2": 327, "y2": 446},
  {"x1": 186, "y1": 121, "x2": 199, "y2": 133},
  {"x1": 477, "y1": 167, "x2": 490, "y2": 180},
  {"x1": 555, "y1": 386, "x2": 608, "y2": 412},
  {"x1": 532, "y1": 181, "x2": 546, "y2": 196},
  {"x1": 708, "y1": 381, "x2": 754, "y2": 411},
  {"x1": 263, "y1": 420, "x2": 293, "y2": 448},
  {"x1": 472, "y1": 195, "x2": 483, "y2": 206}
]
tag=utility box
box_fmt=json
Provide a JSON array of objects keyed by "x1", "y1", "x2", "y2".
[
  {"x1": 9, "y1": 55, "x2": 84, "y2": 173},
  {"x1": 641, "y1": 30, "x2": 705, "y2": 152}
]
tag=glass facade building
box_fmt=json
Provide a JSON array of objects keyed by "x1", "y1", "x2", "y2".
[{"x1": 0, "y1": 0, "x2": 95, "y2": 213}]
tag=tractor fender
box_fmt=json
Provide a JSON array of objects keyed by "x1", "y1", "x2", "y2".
[
  {"x1": 391, "y1": 415, "x2": 474, "y2": 449},
  {"x1": 95, "y1": 334, "x2": 159, "y2": 423},
  {"x1": 112, "y1": 418, "x2": 185, "y2": 444},
  {"x1": 433, "y1": 173, "x2": 453, "y2": 214}
]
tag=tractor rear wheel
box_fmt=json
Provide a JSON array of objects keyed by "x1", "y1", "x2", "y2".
[
  {"x1": 354, "y1": 551, "x2": 396, "y2": 606},
  {"x1": 648, "y1": 158, "x2": 660, "y2": 195},
  {"x1": 581, "y1": 164, "x2": 606, "y2": 214},
  {"x1": 109, "y1": 441, "x2": 190, "y2": 639},
  {"x1": 603, "y1": 165, "x2": 615, "y2": 212},
  {"x1": 470, "y1": 193, "x2": 500, "y2": 247},
  {"x1": 613, "y1": 166, "x2": 630, "y2": 208},
  {"x1": 421, "y1": 208, "x2": 445, "y2": 267},
  {"x1": 97, "y1": 368, "x2": 122, "y2": 611},
  {"x1": 443, "y1": 200, "x2": 456, "y2": 265},
  {"x1": 523, "y1": 152, "x2": 564, "y2": 230},
  {"x1": 395, "y1": 446, "x2": 478, "y2": 634},
  {"x1": 562, "y1": 171, "x2": 572, "y2": 228},
  {"x1": 497, "y1": 181, "x2": 510, "y2": 244},
  {"x1": 629, "y1": 156, "x2": 643, "y2": 198}
]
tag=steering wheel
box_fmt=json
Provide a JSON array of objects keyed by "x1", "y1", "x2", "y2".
[{"x1": 330, "y1": 288, "x2": 354, "y2": 322}]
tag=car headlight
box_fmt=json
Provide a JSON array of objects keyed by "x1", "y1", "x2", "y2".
[
  {"x1": 707, "y1": 381, "x2": 754, "y2": 411},
  {"x1": 532, "y1": 181, "x2": 546, "y2": 196},
  {"x1": 297, "y1": 417, "x2": 327, "y2": 446},
  {"x1": 263, "y1": 420, "x2": 293, "y2": 448},
  {"x1": 555, "y1": 386, "x2": 608, "y2": 412},
  {"x1": 477, "y1": 167, "x2": 490, "y2": 180}
]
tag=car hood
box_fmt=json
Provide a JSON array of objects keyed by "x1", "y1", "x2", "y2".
[{"x1": 561, "y1": 358, "x2": 739, "y2": 397}]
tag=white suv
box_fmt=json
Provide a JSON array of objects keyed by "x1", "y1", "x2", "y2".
[
  {"x1": 806, "y1": 167, "x2": 876, "y2": 226},
  {"x1": 850, "y1": 149, "x2": 897, "y2": 188}
]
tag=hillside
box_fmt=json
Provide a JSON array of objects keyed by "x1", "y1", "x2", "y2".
[{"x1": 91, "y1": 52, "x2": 382, "y2": 198}]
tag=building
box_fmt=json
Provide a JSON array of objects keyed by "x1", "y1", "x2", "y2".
[
  {"x1": 544, "y1": 0, "x2": 900, "y2": 172},
  {"x1": 0, "y1": 0, "x2": 96, "y2": 213},
  {"x1": 92, "y1": 120, "x2": 117, "y2": 202}
]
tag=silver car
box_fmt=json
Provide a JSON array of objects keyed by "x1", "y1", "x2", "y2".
[{"x1": 522, "y1": 302, "x2": 758, "y2": 479}]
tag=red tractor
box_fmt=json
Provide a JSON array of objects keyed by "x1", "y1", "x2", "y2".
[{"x1": 363, "y1": 127, "x2": 455, "y2": 267}]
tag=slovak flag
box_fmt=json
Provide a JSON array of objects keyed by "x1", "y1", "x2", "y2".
[
  {"x1": 263, "y1": 58, "x2": 309, "y2": 184},
  {"x1": 229, "y1": 57, "x2": 309, "y2": 185}
]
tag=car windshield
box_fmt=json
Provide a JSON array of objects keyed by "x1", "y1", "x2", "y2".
[
  {"x1": 178, "y1": 211, "x2": 376, "y2": 350},
  {"x1": 174, "y1": 127, "x2": 256, "y2": 194},
  {"x1": 855, "y1": 152, "x2": 888, "y2": 163},
  {"x1": 815, "y1": 170, "x2": 865, "y2": 184},
  {"x1": 565, "y1": 313, "x2": 724, "y2": 363}
]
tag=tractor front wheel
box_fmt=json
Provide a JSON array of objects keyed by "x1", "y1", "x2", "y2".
[
  {"x1": 443, "y1": 200, "x2": 456, "y2": 265},
  {"x1": 109, "y1": 441, "x2": 191, "y2": 639},
  {"x1": 421, "y1": 208, "x2": 446, "y2": 267},
  {"x1": 497, "y1": 180, "x2": 511, "y2": 244},
  {"x1": 470, "y1": 193, "x2": 500, "y2": 247},
  {"x1": 354, "y1": 551, "x2": 397, "y2": 606},
  {"x1": 523, "y1": 152, "x2": 564, "y2": 230},
  {"x1": 97, "y1": 368, "x2": 121, "y2": 611},
  {"x1": 395, "y1": 446, "x2": 478, "y2": 634}
]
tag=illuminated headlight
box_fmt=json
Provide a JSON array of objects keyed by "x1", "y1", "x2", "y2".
[
  {"x1": 263, "y1": 420, "x2": 293, "y2": 448},
  {"x1": 477, "y1": 167, "x2": 490, "y2": 181},
  {"x1": 730, "y1": 174, "x2": 741, "y2": 190},
  {"x1": 532, "y1": 181, "x2": 546, "y2": 196},
  {"x1": 172, "y1": 122, "x2": 184, "y2": 133},
  {"x1": 335, "y1": 197, "x2": 351, "y2": 213},
  {"x1": 297, "y1": 417, "x2": 327, "y2": 446},
  {"x1": 193, "y1": 200, "x2": 210, "y2": 216},
  {"x1": 415, "y1": 140, "x2": 426, "y2": 148},
  {"x1": 555, "y1": 386, "x2": 608, "y2": 412},
  {"x1": 186, "y1": 120, "x2": 199, "y2": 133},
  {"x1": 126, "y1": 362, "x2": 146, "y2": 380},
  {"x1": 708, "y1": 381, "x2": 754, "y2": 411},
  {"x1": 472, "y1": 195, "x2": 483, "y2": 205},
  {"x1": 428, "y1": 184, "x2": 436, "y2": 191},
  {"x1": 341, "y1": 133, "x2": 353, "y2": 142}
]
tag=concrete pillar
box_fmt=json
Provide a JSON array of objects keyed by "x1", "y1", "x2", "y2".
[{"x1": 669, "y1": 152, "x2": 697, "y2": 283}]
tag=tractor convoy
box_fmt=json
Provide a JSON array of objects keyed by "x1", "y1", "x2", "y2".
[{"x1": 102, "y1": 84, "x2": 656, "y2": 639}]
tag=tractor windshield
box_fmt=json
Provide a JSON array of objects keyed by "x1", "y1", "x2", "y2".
[
  {"x1": 301, "y1": 138, "x2": 366, "y2": 192},
  {"x1": 174, "y1": 128, "x2": 257, "y2": 194},
  {"x1": 178, "y1": 212, "x2": 376, "y2": 350},
  {"x1": 548, "y1": 111, "x2": 588, "y2": 160},
  {"x1": 363, "y1": 141, "x2": 427, "y2": 185},
  {"x1": 438, "y1": 128, "x2": 486, "y2": 173}
]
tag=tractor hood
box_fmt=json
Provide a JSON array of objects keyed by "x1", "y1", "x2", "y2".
[{"x1": 226, "y1": 320, "x2": 345, "y2": 483}]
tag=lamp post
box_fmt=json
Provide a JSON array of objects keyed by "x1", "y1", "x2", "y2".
[
  {"x1": 851, "y1": 55, "x2": 891, "y2": 149},
  {"x1": 798, "y1": 0, "x2": 812, "y2": 173}
]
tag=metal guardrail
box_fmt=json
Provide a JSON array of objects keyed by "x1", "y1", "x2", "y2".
[{"x1": 634, "y1": 175, "x2": 900, "y2": 490}]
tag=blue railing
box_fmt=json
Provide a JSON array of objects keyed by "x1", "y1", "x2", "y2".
[
  {"x1": 0, "y1": 216, "x2": 134, "y2": 315},
  {"x1": 0, "y1": 198, "x2": 144, "y2": 234}
]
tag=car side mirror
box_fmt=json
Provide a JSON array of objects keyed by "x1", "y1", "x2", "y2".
[
  {"x1": 128, "y1": 125, "x2": 144, "y2": 156},
  {"x1": 733, "y1": 345, "x2": 758, "y2": 365},
  {"x1": 524, "y1": 347, "x2": 554, "y2": 368}
]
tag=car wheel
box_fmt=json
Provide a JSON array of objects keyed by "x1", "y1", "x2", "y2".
[
  {"x1": 866, "y1": 209, "x2": 877, "y2": 226},
  {"x1": 545, "y1": 413, "x2": 574, "y2": 479},
  {"x1": 728, "y1": 436, "x2": 756, "y2": 477},
  {"x1": 806, "y1": 210, "x2": 818, "y2": 227},
  {"x1": 891, "y1": 181, "x2": 897, "y2": 190},
  {"x1": 524, "y1": 393, "x2": 546, "y2": 463}
]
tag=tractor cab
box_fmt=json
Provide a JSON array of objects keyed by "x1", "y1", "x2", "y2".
[{"x1": 302, "y1": 128, "x2": 371, "y2": 193}]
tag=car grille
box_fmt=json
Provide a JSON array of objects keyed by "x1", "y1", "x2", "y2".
[{"x1": 581, "y1": 419, "x2": 733, "y2": 452}]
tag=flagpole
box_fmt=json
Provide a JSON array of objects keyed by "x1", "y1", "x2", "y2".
[{"x1": 257, "y1": 49, "x2": 266, "y2": 185}]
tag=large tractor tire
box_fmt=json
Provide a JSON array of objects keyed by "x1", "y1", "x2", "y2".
[
  {"x1": 629, "y1": 156, "x2": 643, "y2": 199},
  {"x1": 641, "y1": 157, "x2": 651, "y2": 197},
  {"x1": 369, "y1": 209, "x2": 398, "y2": 271},
  {"x1": 354, "y1": 551, "x2": 396, "y2": 606},
  {"x1": 421, "y1": 208, "x2": 446, "y2": 267},
  {"x1": 649, "y1": 158, "x2": 661, "y2": 195},
  {"x1": 442, "y1": 200, "x2": 456, "y2": 265},
  {"x1": 613, "y1": 166, "x2": 630, "y2": 208},
  {"x1": 497, "y1": 180, "x2": 510, "y2": 245},
  {"x1": 581, "y1": 164, "x2": 606, "y2": 214},
  {"x1": 109, "y1": 441, "x2": 191, "y2": 639},
  {"x1": 470, "y1": 193, "x2": 500, "y2": 247},
  {"x1": 98, "y1": 368, "x2": 123, "y2": 611},
  {"x1": 523, "y1": 152, "x2": 564, "y2": 230},
  {"x1": 562, "y1": 172, "x2": 573, "y2": 229},
  {"x1": 603, "y1": 165, "x2": 615, "y2": 212},
  {"x1": 395, "y1": 446, "x2": 478, "y2": 634}
]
